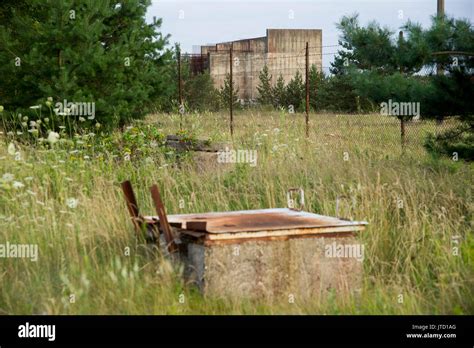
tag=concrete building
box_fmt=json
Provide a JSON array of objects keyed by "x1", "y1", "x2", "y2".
[{"x1": 194, "y1": 29, "x2": 322, "y2": 101}]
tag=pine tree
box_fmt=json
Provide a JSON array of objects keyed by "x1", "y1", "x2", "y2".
[
  {"x1": 218, "y1": 74, "x2": 239, "y2": 110},
  {"x1": 256, "y1": 65, "x2": 273, "y2": 105},
  {"x1": 285, "y1": 71, "x2": 305, "y2": 112},
  {"x1": 184, "y1": 72, "x2": 220, "y2": 112},
  {"x1": 308, "y1": 65, "x2": 325, "y2": 111},
  {"x1": 271, "y1": 74, "x2": 287, "y2": 109},
  {"x1": 0, "y1": 0, "x2": 172, "y2": 128}
]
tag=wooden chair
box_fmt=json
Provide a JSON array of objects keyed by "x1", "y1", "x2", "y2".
[{"x1": 121, "y1": 180, "x2": 178, "y2": 253}]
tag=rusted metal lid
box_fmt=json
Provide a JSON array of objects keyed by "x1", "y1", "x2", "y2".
[{"x1": 146, "y1": 208, "x2": 367, "y2": 234}]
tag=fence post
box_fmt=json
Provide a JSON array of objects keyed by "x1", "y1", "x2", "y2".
[
  {"x1": 178, "y1": 49, "x2": 183, "y2": 130},
  {"x1": 229, "y1": 43, "x2": 234, "y2": 137},
  {"x1": 400, "y1": 117, "x2": 406, "y2": 150},
  {"x1": 305, "y1": 42, "x2": 310, "y2": 138},
  {"x1": 399, "y1": 31, "x2": 406, "y2": 151}
]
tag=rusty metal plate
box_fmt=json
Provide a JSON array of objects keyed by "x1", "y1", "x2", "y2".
[{"x1": 145, "y1": 208, "x2": 367, "y2": 234}]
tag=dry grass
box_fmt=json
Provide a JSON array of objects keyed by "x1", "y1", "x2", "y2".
[{"x1": 0, "y1": 110, "x2": 472, "y2": 314}]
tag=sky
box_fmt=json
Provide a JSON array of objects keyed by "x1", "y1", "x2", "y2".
[{"x1": 146, "y1": 0, "x2": 473, "y2": 71}]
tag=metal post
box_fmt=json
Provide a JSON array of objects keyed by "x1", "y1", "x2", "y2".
[
  {"x1": 400, "y1": 117, "x2": 406, "y2": 151},
  {"x1": 399, "y1": 31, "x2": 406, "y2": 150},
  {"x1": 437, "y1": 0, "x2": 445, "y2": 17},
  {"x1": 229, "y1": 43, "x2": 234, "y2": 137},
  {"x1": 305, "y1": 42, "x2": 310, "y2": 138},
  {"x1": 435, "y1": 0, "x2": 446, "y2": 124},
  {"x1": 437, "y1": 0, "x2": 445, "y2": 77},
  {"x1": 177, "y1": 49, "x2": 183, "y2": 130}
]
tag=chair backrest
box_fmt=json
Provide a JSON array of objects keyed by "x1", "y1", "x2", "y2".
[
  {"x1": 121, "y1": 180, "x2": 146, "y2": 236},
  {"x1": 150, "y1": 184, "x2": 178, "y2": 253}
]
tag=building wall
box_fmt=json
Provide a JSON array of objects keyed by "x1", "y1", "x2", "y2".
[{"x1": 205, "y1": 29, "x2": 322, "y2": 101}]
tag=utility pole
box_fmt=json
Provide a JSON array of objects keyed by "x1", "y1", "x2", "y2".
[
  {"x1": 305, "y1": 42, "x2": 309, "y2": 138},
  {"x1": 229, "y1": 43, "x2": 234, "y2": 137}
]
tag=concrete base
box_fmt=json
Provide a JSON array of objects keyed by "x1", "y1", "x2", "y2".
[{"x1": 182, "y1": 235, "x2": 363, "y2": 300}]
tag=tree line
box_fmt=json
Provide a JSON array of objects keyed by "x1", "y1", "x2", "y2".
[{"x1": 0, "y1": 2, "x2": 472, "y2": 159}]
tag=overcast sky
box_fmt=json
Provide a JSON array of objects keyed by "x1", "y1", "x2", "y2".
[{"x1": 147, "y1": 0, "x2": 473, "y2": 71}]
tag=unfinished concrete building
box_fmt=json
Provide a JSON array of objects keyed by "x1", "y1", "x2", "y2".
[{"x1": 192, "y1": 29, "x2": 322, "y2": 101}]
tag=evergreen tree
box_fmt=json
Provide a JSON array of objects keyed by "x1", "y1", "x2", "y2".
[
  {"x1": 308, "y1": 65, "x2": 326, "y2": 111},
  {"x1": 256, "y1": 65, "x2": 273, "y2": 105},
  {"x1": 285, "y1": 71, "x2": 305, "y2": 112},
  {"x1": 218, "y1": 74, "x2": 239, "y2": 109},
  {"x1": 271, "y1": 74, "x2": 286, "y2": 109},
  {"x1": 0, "y1": 0, "x2": 172, "y2": 128},
  {"x1": 330, "y1": 13, "x2": 473, "y2": 159},
  {"x1": 184, "y1": 72, "x2": 220, "y2": 112}
]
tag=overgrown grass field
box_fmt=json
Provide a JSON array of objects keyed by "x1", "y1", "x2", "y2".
[{"x1": 0, "y1": 111, "x2": 472, "y2": 314}]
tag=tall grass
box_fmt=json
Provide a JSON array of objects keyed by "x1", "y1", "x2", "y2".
[{"x1": 0, "y1": 111, "x2": 472, "y2": 314}]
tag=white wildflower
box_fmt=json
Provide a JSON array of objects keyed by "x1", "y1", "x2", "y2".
[
  {"x1": 66, "y1": 198, "x2": 78, "y2": 209},
  {"x1": 12, "y1": 181, "x2": 25, "y2": 189},
  {"x1": 2, "y1": 173, "x2": 14, "y2": 182},
  {"x1": 47, "y1": 131, "x2": 60, "y2": 144},
  {"x1": 7, "y1": 143, "x2": 16, "y2": 155}
]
